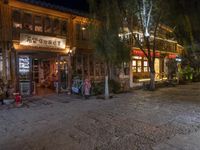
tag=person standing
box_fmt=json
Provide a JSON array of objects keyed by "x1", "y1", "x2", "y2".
[
  {"x1": 83, "y1": 76, "x2": 91, "y2": 99},
  {"x1": 0, "y1": 80, "x2": 4, "y2": 105}
]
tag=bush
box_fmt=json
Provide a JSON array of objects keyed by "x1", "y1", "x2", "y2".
[
  {"x1": 109, "y1": 79, "x2": 121, "y2": 94},
  {"x1": 90, "y1": 79, "x2": 122, "y2": 95},
  {"x1": 91, "y1": 81, "x2": 104, "y2": 95},
  {"x1": 193, "y1": 71, "x2": 200, "y2": 82}
]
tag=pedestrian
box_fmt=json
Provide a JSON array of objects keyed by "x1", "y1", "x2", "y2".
[
  {"x1": 0, "y1": 79, "x2": 4, "y2": 105},
  {"x1": 83, "y1": 76, "x2": 91, "y2": 99}
]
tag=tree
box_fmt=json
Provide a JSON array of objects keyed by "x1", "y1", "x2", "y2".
[
  {"x1": 88, "y1": 0, "x2": 130, "y2": 99},
  {"x1": 120, "y1": 0, "x2": 166, "y2": 90},
  {"x1": 165, "y1": 0, "x2": 200, "y2": 72}
]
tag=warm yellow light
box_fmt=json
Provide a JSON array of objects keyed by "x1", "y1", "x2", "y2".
[{"x1": 81, "y1": 27, "x2": 86, "y2": 30}]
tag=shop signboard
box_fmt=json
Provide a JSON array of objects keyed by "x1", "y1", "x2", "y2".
[{"x1": 20, "y1": 33, "x2": 66, "y2": 49}]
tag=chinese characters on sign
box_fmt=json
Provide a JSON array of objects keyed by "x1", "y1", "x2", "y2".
[{"x1": 20, "y1": 33, "x2": 66, "y2": 49}]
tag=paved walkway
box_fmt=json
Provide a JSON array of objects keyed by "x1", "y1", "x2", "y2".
[{"x1": 0, "y1": 82, "x2": 200, "y2": 150}]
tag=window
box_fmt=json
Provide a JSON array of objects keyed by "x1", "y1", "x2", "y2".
[
  {"x1": 23, "y1": 13, "x2": 32, "y2": 30},
  {"x1": 53, "y1": 19, "x2": 60, "y2": 34},
  {"x1": 76, "y1": 23, "x2": 89, "y2": 41},
  {"x1": 34, "y1": 16, "x2": 43, "y2": 32},
  {"x1": 44, "y1": 17, "x2": 52, "y2": 33},
  {"x1": 132, "y1": 60, "x2": 137, "y2": 73},
  {"x1": 133, "y1": 56, "x2": 142, "y2": 59},
  {"x1": 132, "y1": 56, "x2": 150, "y2": 73},
  {"x1": 82, "y1": 25, "x2": 89, "y2": 40},
  {"x1": 137, "y1": 60, "x2": 142, "y2": 72},
  {"x1": 12, "y1": 10, "x2": 22, "y2": 29},
  {"x1": 61, "y1": 21, "x2": 67, "y2": 35},
  {"x1": 143, "y1": 60, "x2": 148, "y2": 72},
  {"x1": 76, "y1": 23, "x2": 81, "y2": 40}
]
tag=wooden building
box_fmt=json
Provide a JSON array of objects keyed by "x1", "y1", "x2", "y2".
[
  {"x1": 0, "y1": 0, "x2": 183, "y2": 96},
  {"x1": 0, "y1": 0, "x2": 104, "y2": 96},
  {"x1": 119, "y1": 26, "x2": 184, "y2": 87}
]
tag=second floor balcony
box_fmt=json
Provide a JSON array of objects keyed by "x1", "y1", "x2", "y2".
[{"x1": 119, "y1": 32, "x2": 182, "y2": 54}]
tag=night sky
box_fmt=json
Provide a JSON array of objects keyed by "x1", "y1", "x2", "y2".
[{"x1": 42, "y1": 0, "x2": 89, "y2": 12}]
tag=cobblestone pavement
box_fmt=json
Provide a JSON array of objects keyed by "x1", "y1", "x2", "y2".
[{"x1": 0, "y1": 82, "x2": 200, "y2": 150}]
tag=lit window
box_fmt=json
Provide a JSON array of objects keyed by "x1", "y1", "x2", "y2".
[
  {"x1": 132, "y1": 67, "x2": 137, "y2": 72},
  {"x1": 132, "y1": 60, "x2": 137, "y2": 73},
  {"x1": 44, "y1": 17, "x2": 52, "y2": 33},
  {"x1": 53, "y1": 19, "x2": 60, "y2": 34},
  {"x1": 34, "y1": 16, "x2": 43, "y2": 32},
  {"x1": 144, "y1": 60, "x2": 148, "y2": 72},
  {"x1": 132, "y1": 60, "x2": 136, "y2": 66},
  {"x1": 82, "y1": 25, "x2": 89, "y2": 40},
  {"x1": 12, "y1": 10, "x2": 22, "y2": 29},
  {"x1": 133, "y1": 56, "x2": 142, "y2": 59},
  {"x1": 23, "y1": 13, "x2": 32, "y2": 30},
  {"x1": 137, "y1": 60, "x2": 142, "y2": 72}
]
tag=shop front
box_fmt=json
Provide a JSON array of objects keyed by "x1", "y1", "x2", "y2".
[
  {"x1": 131, "y1": 49, "x2": 178, "y2": 83},
  {"x1": 15, "y1": 33, "x2": 71, "y2": 96}
]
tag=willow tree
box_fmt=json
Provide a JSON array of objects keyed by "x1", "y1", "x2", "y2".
[
  {"x1": 88, "y1": 0, "x2": 129, "y2": 99},
  {"x1": 120, "y1": 0, "x2": 168, "y2": 90}
]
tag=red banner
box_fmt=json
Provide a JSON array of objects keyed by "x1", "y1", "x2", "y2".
[
  {"x1": 168, "y1": 54, "x2": 177, "y2": 59},
  {"x1": 132, "y1": 49, "x2": 160, "y2": 57}
]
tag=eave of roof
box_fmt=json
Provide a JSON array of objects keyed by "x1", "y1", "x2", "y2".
[{"x1": 18, "y1": 0, "x2": 89, "y2": 18}]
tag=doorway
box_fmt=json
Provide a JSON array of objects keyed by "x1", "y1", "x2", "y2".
[{"x1": 18, "y1": 54, "x2": 69, "y2": 96}]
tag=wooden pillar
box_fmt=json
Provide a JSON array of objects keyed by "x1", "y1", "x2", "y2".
[
  {"x1": 2, "y1": 42, "x2": 7, "y2": 82},
  {"x1": 93, "y1": 57, "x2": 96, "y2": 80},
  {"x1": 67, "y1": 55, "x2": 72, "y2": 94},
  {"x1": 0, "y1": 1, "x2": 12, "y2": 84},
  {"x1": 57, "y1": 55, "x2": 61, "y2": 94},
  {"x1": 87, "y1": 54, "x2": 90, "y2": 78},
  {"x1": 15, "y1": 52, "x2": 19, "y2": 92},
  {"x1": 81, "y1": 54, "x2": 84, "y2": 80}
]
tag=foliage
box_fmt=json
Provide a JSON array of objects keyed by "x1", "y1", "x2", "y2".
[
  {"x1": 91, "y1": 82, "x2": 104, "y2": 95},
  {"x1": 109, "y1": 79, "x2": 121, "y2": 94},
  {"x1": 88, "y1": 0, "x2": 130, "y2": 68},
  {"x1": 193, "y1": 70, "x2": 200, "y2": 82},
  {"x1": 88, "y1": 0, "x2": 130, "y2": 98},
  {"x1": 165, "y1": 0, "x2": 200, "y2": 69},
  {"x1": 181, "y1": 65, "x2": 194, "y2": 81},
  {"x1": 120, "y1": 0, "x2": 170, "y2": 90},
  {"x1": 166, "y1": 59, "x2": 177, "y2": 80},
  {"x1": 91, "y1": 80, "x2": 122, "y2": 95}
]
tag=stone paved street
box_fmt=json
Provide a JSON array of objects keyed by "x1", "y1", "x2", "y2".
[{"x1": 0, "y1": 82, "x2": 200, "y2": 150}]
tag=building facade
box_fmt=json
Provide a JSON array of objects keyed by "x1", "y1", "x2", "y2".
[
  {"x1": 0, "y1": 0, "x2": 183, "y2": 96},
  {"x1": 0, "y1": 0, "x2": 105, "y2": 96},
  {"x1": 119, "y1": 27, "x2": 183, "y2": 87}
]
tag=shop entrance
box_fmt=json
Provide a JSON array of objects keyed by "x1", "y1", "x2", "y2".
[
  {"x1": 155, "y1": 58, "x2": 160, "y2": 80},
  {"x1": 18, "y1": 54, "x2": 69, "y2": 96}
]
